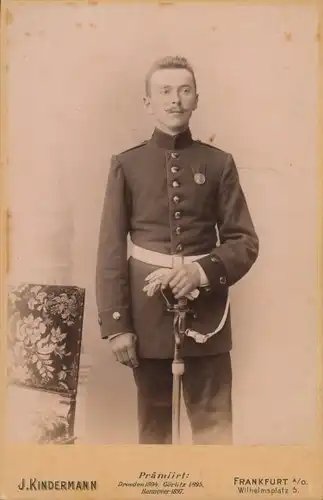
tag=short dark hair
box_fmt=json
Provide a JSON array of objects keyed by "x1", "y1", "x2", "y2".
[{"x1": 145, "y1": 56, "x2": 197, "y2": 96}]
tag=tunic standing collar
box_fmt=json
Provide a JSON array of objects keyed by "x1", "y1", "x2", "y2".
[{"x1": 150, "y1": 128, "x2": 193, "y2": 150}]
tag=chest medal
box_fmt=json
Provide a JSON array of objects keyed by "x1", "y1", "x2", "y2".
[{"x1": 194, "y1": 172, "x2": 206, "y2": 185}]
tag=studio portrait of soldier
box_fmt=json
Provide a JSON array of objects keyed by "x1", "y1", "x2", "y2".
[
  {"x1": 95, "y1": 55, "x2": 259, "y2": 445},
  {"x1": 1, "y1": 0, "x2": 321, "y2": 493},
  {"x1": 5, "y1": 0, "x2": 319, "y2": 457}
]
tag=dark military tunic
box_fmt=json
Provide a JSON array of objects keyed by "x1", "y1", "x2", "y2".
[{"x1": 96, "y1": 128, "x2": 259, "y2": 359}]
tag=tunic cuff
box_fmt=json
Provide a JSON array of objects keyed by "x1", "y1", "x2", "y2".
[
  {"x1": 98, "y1": 307, "x2": 134, "y2": 339},
  {"x1": 196, "y1": 254, "x2": 228, "y2": 294}
]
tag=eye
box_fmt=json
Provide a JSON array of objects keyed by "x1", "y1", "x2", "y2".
[{"x1": 160, "y1": 88, "x2": 170, "y2": 95}]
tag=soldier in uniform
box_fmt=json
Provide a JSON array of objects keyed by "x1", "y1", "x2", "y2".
[{"x1": 96, "y1": 56, "x2": 259, "y2": 445}]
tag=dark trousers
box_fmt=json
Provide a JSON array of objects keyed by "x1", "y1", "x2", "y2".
[{"x1": 132, "y1": 352, "x2": 232, "y2": 445}]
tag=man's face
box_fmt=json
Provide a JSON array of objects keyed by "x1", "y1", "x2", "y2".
[{"x1": 144, "y1": 68, "x2": 198, "y2": 135}]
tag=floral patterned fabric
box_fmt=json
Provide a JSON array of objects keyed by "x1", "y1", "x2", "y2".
[{"x1": 7, "y1": 284, "x2": 85, "y2": 395}]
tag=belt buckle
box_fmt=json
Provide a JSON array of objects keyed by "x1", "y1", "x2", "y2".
[{"x1": 172, "y1": 255, "x2": 184, "y2": 268}]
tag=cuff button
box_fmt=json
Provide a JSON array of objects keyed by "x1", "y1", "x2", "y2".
[
  {"x1": 98, "y1": 316, "x2": 102, "y2": 326},
  {"x1": 112, "y1": 311, "x2": 121, "y2": 320},
  {"x1": 220, "y1": 276, "x2": 226, "y2": 285}
]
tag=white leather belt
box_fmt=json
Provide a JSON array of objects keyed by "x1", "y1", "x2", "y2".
[{"x1": 129, "y1": 242, "x2": 209, "y2": 268}]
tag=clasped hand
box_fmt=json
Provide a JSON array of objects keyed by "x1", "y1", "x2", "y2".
[{"x1": 145, "y1": 263, "x2": 201, "y2": 299}]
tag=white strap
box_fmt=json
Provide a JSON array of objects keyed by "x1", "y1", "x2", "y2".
[{"x1": 185, "y1": 293, "x2": 230, "y2": 343}]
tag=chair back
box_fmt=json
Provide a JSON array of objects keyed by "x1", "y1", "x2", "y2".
[{"x1": 7, "y1": 284, "x2": 85, "y2": 444}]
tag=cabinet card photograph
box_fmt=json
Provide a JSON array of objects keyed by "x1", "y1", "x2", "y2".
[{"x1": 1, "y1": 0, "x2": 322, "y2": 498}]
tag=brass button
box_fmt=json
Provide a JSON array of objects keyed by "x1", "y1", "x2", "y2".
[
  {"x1": 176, "y1": 244, "x2": 183, "y2": 253},
  {"x1": 175, "y1": 226, "x2": 181, "y2": 235},
  {"x1": 112, "y1": 311, "x2": 121, "y2": 320},
  {"x1": 171, "y1": 166, "x2": 179, "y2": 174},
  {"x1": 172, "y1": 180, "x2": 180, "y2": 188},
  {"x1": 98, "y1": 315, "x2": 102, "y2": 326},
  {"x1": 173, "y1": 195, "x2": 180, "y2": 204},
  {"x1": 171, "y1": 152, "x2": 179, "y2": 159},
  {"x1": 210, "y1": 255, "x2": 218, "y2": 263},
  {"x1": 220, "y1": 276, "x2": 226, "y2": 285},
  {"x1": 174, "y1": 211, "x2": 181, "y2": 219}
]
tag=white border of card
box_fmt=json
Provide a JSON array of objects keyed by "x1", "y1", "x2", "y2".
[{"x1": 1, "y1": 0, "x2": 322, "y2": 499}]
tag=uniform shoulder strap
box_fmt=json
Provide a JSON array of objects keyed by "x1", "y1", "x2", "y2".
[
  {"x1": 119, "y1": 140, "x2": 148, "y2": 154},
  {"x1": 194, "y1": 139, "x2": 225, "y2": 153}
]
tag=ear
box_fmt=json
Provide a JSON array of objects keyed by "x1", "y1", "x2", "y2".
[
  {"x1": 143, "y1": 96, "x2": 153, "y2": 115},
  {"x1": 192, "y1": 93, "x2": 199, "y2": 111}
]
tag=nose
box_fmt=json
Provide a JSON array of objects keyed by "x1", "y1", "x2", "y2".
[{"x1": 171, "y1": 90, "x2": 181, "y2": 104}]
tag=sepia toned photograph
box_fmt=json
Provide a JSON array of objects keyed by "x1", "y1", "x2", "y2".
[{"x1": 1, "y1": 0, "x2": 322, "y2": 498}]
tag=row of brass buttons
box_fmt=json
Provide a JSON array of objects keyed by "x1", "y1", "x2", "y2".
[{"x1": 169, "y1": 152, "x2": 182, "y2": 254}]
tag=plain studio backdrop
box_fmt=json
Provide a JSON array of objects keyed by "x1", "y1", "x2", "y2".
[{"x1": 6, "y1": 1, "x2": 319, "y2": 445}]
